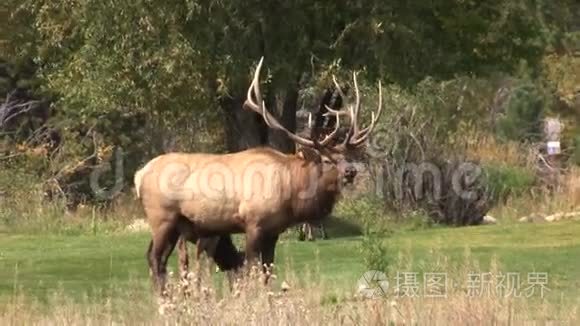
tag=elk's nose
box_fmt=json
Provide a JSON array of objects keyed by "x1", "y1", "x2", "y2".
[{"x1": 344, "y1": 165, "x2": 357, "y2": 183}]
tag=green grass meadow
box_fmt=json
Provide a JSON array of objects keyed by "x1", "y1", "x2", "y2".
[{"x1": 2, "y1": 220, "x2": 580, "y2": 305}]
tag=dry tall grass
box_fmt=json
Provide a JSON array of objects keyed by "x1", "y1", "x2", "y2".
[
  {"x1": 489, "y1": 166, "x2": 580, "y2": 221},
  {"x1": 564, "y1": 166, "x2": 580, "y2": 208},
  {"x1": 458, "y1": 129, "x2": 580, "y2": 222},
  {"x1": 461, "y1": 131, "x2": 536, "y2": 168},
  {"x1": 1, "y1": 254, "x2": 578, "y2": 325}
]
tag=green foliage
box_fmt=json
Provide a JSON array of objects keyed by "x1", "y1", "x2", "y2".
[
  {"x1": 339, "y1": 196, "x2": 393, "y2": 272},
  {"x1": 483, "y1": 163, "x2": 537, "y2": 202},
  {"x1": 411, "y1": 75, "x2": 505, "y2": 135},
  {"x1": 0, "y1": 161, "x2": 44, "y2": 195},
  {"x1": 376, "y1": 81, "x2": 498, "y2": 226},
  {"x1": 497, "y1": 72, "x2": 549, "y2": 142},
  {"x1": 573, "y1": 135, "x2": 580, "y2": 166},
  {"x1": 335, "y1": 195, "x2": 387, "y2": 234},
  {"x1": 1, "y1": 0, "x2": 576, "y2": 208},
  {"x1": 405, "y1": 210, "x2": 436, "y2": 231},
  {"x1": 360, "y1": 233, "x2": 391, "y2": 273},
  {"x1": 0, "y1": 166, "x2": 63, "y2": 233},
  {"x1": 541, "y1": 53, "x2": 580, "y2": 167},
  {"x1": 11, "y1": 0, "x2": 568, "y2": 110}
]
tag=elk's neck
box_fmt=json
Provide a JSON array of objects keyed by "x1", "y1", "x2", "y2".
[{"x1": 288, "y1": 160, "x2": 341, "y2": 224}]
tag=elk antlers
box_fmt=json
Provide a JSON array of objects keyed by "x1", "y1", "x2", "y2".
[
  {"x1": 243, "y1": 57, "x2": 382, "y2": 150},
  {"x1": 326, "y1": 73, "x2": 383, "y2": 148}
]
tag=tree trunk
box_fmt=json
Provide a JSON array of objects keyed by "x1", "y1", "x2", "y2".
[
  {"x1": 219, "y1": 93, "x2": 268, "y2": 153},
  {"x1": 267, "y1": 85, "x2": 299, "y2": 154}
]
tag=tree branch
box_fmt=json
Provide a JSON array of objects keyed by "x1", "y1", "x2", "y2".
[{"x1": 0, "y1": 91, "x2": 42, "y2": 129}]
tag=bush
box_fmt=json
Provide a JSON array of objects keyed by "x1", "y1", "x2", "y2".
[
  {"x1": 572, "y1": 134, "x2": 580, "y2": 166},
  {"x1": 421, "y1": 158, "x2": 494, "y2": 226},
  {"x1": 360, "y1": 232, "x2": 391, "y2": 273},
  {"x1": 368, "y1": 72, "x2": 550, "y2": 226},
  {"x1": 483, "y1": 163, "x2": 537, "y2": 203},
  {"x1": 375, "y1": 102, "x2": 495, "y2": 225},
  {"x1": 335, "y1": 195, "x2": 387, "y2": 234},
  {"x1": 496, "y1": 77, "x2": 548, "y2": 142}
]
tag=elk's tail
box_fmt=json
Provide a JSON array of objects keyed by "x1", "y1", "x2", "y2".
[
  {"x1": 133, "y1": 156, "x2": 161, "y2": 199},
  {"x1": 133, "y1": 167, "x2": 145, "y2": 199}
]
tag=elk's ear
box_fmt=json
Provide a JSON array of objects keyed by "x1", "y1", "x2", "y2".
[{"x1": 297, "y1": 147, "x2": 321, "y2": 163}]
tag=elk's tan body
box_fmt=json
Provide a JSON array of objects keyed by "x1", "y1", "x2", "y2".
[
  {"x1": 136, "y1": 147, "x2": 340, "y2": 238},
  {"x1": 137, "y1": 57, "x2": 382, "y2": 294}
]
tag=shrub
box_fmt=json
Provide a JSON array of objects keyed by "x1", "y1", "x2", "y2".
[
  {"x1": 496, "y1": 77, "x2": 548, "y2": 142},
  {"x1": 335, "y1": 195, "x2": 387, "y2": 234},
  {"x1": 483, "y1": 163, "x2": 537, "y2": 203},
  {"x1": 421, "y1": 158, "x2": 494, "y2": 226},
  {"x1": 360, "y1": 232, "x2": 391, "y2": 273},
  {"x1": 572, "y1": 134, "x2": 580, "y2": 166},
  {"x1": 368, "y1": 72, "x2": 550, "y2": 226},
  {"x1": 375, "y1": 102, "x2": 495, "y2": 226}
]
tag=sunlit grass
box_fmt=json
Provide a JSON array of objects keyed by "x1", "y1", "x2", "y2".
[
  {"x1": 2, "y1": 224, "x2": 580, "y2": 324},
  {"x1": 2, "y1": 220, "x2": 580, "y2": 304}
]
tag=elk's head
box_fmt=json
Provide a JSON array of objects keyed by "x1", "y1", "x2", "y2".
[{"x1": 243, "y1": 57, "x2": 383, "y2": 188}]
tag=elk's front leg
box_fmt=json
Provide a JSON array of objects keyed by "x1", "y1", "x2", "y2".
[
  {"x1": 320, "y1": 223, "x2": 328, "y2": 239},
  {"x1": 260, "y1": 234, "x2": 279, "y2": 284},
  {"x1": 177, "y1": 237, "x2": 189, "y2": 280},
  {"x1": 298, "y1": 224, "x2": 306, "y2": 241},
  {"x1": 306, "y1": 223, "x2": 314, "y2": 241},
  {"x1": 244, "y1": 227, "x2": 261, "y2": 270}
]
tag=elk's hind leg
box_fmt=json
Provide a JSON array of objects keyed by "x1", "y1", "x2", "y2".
[
  {"x1": 175, "y1": 215, "x2": 201, "y2": 287},
  {"x1": 320, "y1": 222, "x2": 328, "y2": 239},
  {"x1": 146, "y1": 240, "x2": 154, "y2": 276},
  {"x1": 306, "y1": 223, "x2": 314, "y2": 241},
  {"x1": 148, "y1": 215, "x2": 180, "y2": 295},
  {"x1": 298, "y1": 224, "x2": 306, "y2": 241}
]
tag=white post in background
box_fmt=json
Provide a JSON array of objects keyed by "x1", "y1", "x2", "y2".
[
  {"x1": 542, "y1": 117, "x2": 564, "y2": 190},
  {"x1": 544, "y1": 117, "x2": 562, "y2": 156}
]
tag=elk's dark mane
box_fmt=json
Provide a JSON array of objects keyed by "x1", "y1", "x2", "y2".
[{"x1": 288, "y1": 158, "x2": 340, "y2": 224}]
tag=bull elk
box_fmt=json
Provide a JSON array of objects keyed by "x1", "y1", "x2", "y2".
[{"x1": 134, "y1": 57, "x2": 383, "y2": 294}]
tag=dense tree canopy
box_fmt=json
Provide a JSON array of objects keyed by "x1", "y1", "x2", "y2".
[
  {"x1": 1, "y1": 0, "x2": 576, "y2": 204},
  {"x1": 7, "y1": 0, "x2": 567, "y2": 116}
]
